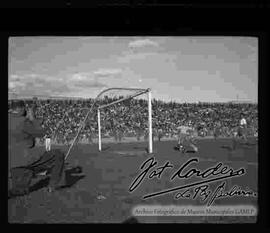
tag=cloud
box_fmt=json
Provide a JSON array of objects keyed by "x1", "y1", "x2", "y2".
[
  {"x1": 74, "y1": 80, "x2": 107, "y2": 88},
  {"x1": 70, "y1": 72, "x2": 92, "y2": 81},
  {"x1": 9, "y1": 74, "x2": 26, "y2": 92},
  {"x1": 9, "y1": 71, "x2": 109, "y2": 98},
  {"x1": 93, "y1": 68, "x2": 122, "y2": 77},
  {"x1": 128, "y1": 39, "x2": 159, "y2": 49},
  {"x1": 9, "y1": 82, "x2": 16, "y2": 89},
  {"x1": 8, "y1": 73, "x2": 71, "y2": 97},
  {"x1": 68, "y1": 72, "x2": 107, "y2": 89}
]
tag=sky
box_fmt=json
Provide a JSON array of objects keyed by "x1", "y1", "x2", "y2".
[{"x1": 9, "y1": 36, "x2": 258, "y2": 103}]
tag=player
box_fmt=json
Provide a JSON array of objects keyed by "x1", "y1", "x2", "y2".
[
  {"x1": 9, "y1": 100, "x2": 66, "y2": 196},
  {"x1": 157, "y1": 128, "x2": 163, "y2": 141},
  {"x1": 254, "y1": 128, "x2": 258, "y2": 139},
  {"x1": 213, "y1": 122, "x2": 222, "y2": 140},
  {"x1": 88, "y1": 131, "x2": 93, "y2": 144},
  {"x1": 45, "y1": 136, "x2": 51, "y2": 151},
  {"x1": 238, "y1": 114, "x2": 248, "y2": 142},
  {"x1": 143, "y1": 127, "x2": 154, "y2": 143},
  {"x1": 175, "y1": 126, "x2": 198, "y2": 153},
  {"x1": 231, "y1": 114, "x2": 248, "y2": 150}
]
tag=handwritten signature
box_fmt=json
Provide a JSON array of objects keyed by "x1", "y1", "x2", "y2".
[{"x1": 129, "y1": 157, "x2": 257, "y2": 206}]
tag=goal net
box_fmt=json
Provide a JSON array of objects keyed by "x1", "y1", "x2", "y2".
[{"x1": 94, "y1": 88, "x2": 153, "y2": 154}]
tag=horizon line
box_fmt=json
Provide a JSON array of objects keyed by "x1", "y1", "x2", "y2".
[{"x1": 8, "y1": 96, "x2": 257, "y2": 104}]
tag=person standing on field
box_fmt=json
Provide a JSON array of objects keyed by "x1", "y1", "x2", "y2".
[
  {"x1": 45, "y1": 136, "x2": 51, "y2": 151},
  {"x1": 238, "y1": 114, "x2": 248, "y2": 142}
]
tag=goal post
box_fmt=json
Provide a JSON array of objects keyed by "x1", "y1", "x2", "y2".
[
  {"x1": 9, "y1": 87, "x2": 154, "y2": 161},
  {"x1": 97, "y1": 87, "x2": 153, "y2": 154},
  {"x1": 98, "y1": 108, "x2": 101, "y2": 151},
  {"x1": 148, "y1": 90, "x2": 153, "y2": 153}
]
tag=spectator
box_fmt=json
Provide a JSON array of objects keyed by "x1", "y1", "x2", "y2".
[{"x1": 9, "y1": 98, "x2": 258, "y2": 143}]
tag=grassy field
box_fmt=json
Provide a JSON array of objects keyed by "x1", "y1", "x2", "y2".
[{"x1": 8, "y1": 137, "x2": 258, "y2": 223}]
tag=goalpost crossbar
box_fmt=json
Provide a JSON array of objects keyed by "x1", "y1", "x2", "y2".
[{"x1": 98, "y1": 88, "x2": 150, "y2": 110}]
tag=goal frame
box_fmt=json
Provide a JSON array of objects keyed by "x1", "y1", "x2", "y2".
[
  {"x1": 9, "y1": 87, "x2": 154, "y2": 161},
  {"x1": 97, "y1": 88, "x2": 153, "y2": 154}
]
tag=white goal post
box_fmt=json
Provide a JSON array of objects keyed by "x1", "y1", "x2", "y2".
[{"x1": 97, "y1": 88, "x2": 153, "y2": 153}]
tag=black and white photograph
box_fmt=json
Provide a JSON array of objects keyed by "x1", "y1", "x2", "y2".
[{"x1": 8, "y1": 36, "x2": 258, "y2": 223}]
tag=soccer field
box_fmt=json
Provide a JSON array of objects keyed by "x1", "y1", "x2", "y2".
[{"x1": 8, "y1": 137, "x2": 258, "y2": 223}]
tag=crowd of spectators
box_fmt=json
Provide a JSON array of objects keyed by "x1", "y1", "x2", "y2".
[{"x1": 8, "y1": 97, "x2": 258, "y2": 144}]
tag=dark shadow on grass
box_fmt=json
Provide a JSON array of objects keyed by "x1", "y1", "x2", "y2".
[
  {"x1": 56, "y1": 166, "x2": 86, "y2": 190},
  {"x1": 29, "y1": 166, "x2": 85, "y2": 192},
  {"x1": 57, "y1": 174, "x2": 86, "y2": 189},
  {"x1": 8, "y1": 167, "x2": 86, "y2": 199},
  {"x1": 29, "y1": 177, "x2": 50, "y2": 192},
  {"x1": 8, "y1": 178, "x2": 50, "y2": 199}
]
